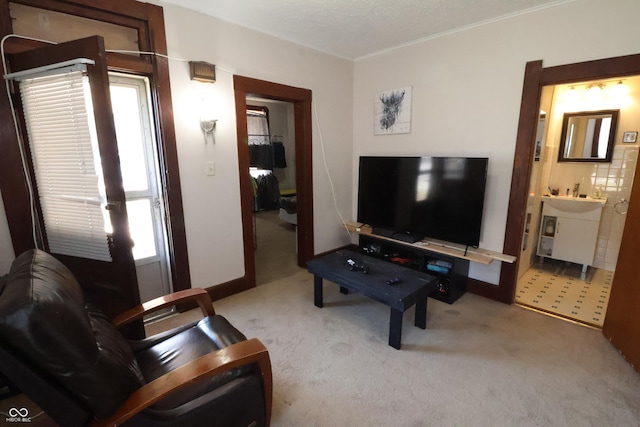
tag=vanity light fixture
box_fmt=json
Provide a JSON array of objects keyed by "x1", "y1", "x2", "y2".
[
  {"x1": 585, "y1": 83, "x2": 604, "y2": 104},
  {"x1": 611, "y1": 80, "x2": 629, "y2": 98},
  {"x1": 563, "y1": 79, "x2": 630, "y2": 111},
  {"x1": 563, "y1": 85, "x2": 579, "y2": 107},
  {"x1": 587, "y1": 82, "x2": 606, "y2": 91}
]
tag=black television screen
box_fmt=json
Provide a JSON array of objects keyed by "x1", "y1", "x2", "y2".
[{"x1": 357, "y1": 156, "x2": 488, "y2": 247}]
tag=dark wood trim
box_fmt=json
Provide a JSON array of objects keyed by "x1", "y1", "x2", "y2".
[
  {"x1": 10, "y1": 0, "x2": 151, "y2": 52},
  {"x1": 234, "y1": 75, "x2": 313, "y2": 101},
  {"x1": 144, "y1": 3, "x2": 191, "y2": 293},
  {"x1": 467, "y1": 278, "x2": 510, "y2": 303},
  {"x1": 498, "y1": 60, "x2": 543, "y2": 304},
  {"x1": 294, "y1": 98, "x2": 315, "y2": 265},
  {"x1": 233, "y1": 84, "x2": 254, "y2": 292},
  {"x1": 106, "y1": 53, "x2": 154, "y2": 74},
  {"x1": 501, "y1": 53, "x2": 640, "y2": 305},
  {"x1": 206, "y1": 277, "x2": 255, "y2": 303},
  {"x1": 205, "y1": 243, "x2": 352, "y2": 303},
  {"x1": 0, "y1": 0, "x2": 191, "y2": 295},
  {"x1": 539, "y1": 53, "x2": 640, "y2": 86},
  {"x1": 232, "y1": 75, "x2": 314, "y2": 294},
  {"x1": 0, "y1": 0, "x2": 35, "y2": 257}
]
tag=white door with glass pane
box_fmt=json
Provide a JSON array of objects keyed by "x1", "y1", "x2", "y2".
[{"x1": 109, "y1": 74, "x2": 172, "y2": 310}]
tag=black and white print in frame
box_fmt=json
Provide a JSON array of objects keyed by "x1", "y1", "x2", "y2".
[{"x1": 374, "y1": 86, "x2": 412, "y2": 135}]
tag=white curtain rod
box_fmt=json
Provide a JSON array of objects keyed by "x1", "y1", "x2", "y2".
[{"x1": 3, "y1": 58, "x2": 95, "y2": 81}]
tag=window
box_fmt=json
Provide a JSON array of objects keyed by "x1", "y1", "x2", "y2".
[
  {"x1": 247, "y1": 107, "x2": 270, "y2": 145},
  {"x1": 17, "y1": 63, "x2": 112, "y2": 261},
  {"x1": 109, "y1": 74, "x2": 167, "y2": 262}
]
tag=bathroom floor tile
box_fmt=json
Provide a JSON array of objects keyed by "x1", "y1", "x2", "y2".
[{"x1": 515, "y1": 259, "x2": 613, "y2": 328}]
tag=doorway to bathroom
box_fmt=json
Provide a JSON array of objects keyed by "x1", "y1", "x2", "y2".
[{"x1": 514, "y1": 77, "x2": 640, "y2": 328}]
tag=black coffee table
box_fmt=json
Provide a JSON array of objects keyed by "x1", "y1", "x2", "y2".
[{"x1": 307, "y1": 249, "x2": 437, "y2": 349}]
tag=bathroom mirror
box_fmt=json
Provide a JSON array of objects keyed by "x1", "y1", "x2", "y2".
[{"x1": 558, "y1": 110, "x2": 618, "y2": 162}]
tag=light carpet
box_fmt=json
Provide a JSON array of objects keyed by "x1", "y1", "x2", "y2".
[
  {"x1": 253, "y1": 210, "x2": 299, "y2": 286},
  {"x1": 150, "y1": 269, "x2": 640, "y2": 426}
]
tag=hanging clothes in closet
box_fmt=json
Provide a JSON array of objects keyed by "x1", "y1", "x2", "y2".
[
  {"x1": 256, "y1": 173, "x2": 280, "y2": 211},
  {"x1": 249, "y1": 144, "x2": 275, "y2": 170},
  {"x1": 247, "y1": 108, "x2": 275, "y2": 170},
  {"x1": 246, "y1": 108, "x2": 284, "y2": 210},
  {"x1": 250, "y1": 175, "x2": 259, "y2": 212},
  {"x1": 248, "y1": 137, "x2": 287, "y2": 170},
  {"x1": 271, "y1": 135, "x2": 287, "y2": 169}
]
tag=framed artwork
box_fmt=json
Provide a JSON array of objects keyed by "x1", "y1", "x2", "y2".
[
  {"x1": 622, "y1": 131, "x2": 638, "y2": 143},
  {"x1": 374, "y1": 86, "x2": 412, "y2": 135}
]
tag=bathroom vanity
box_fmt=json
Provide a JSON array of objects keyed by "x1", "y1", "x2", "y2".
[{"x1": 536, "y1": 195, "x2": 606, "y2": 274}]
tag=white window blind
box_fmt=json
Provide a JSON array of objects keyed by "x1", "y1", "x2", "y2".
[
  {"x1": 247, "y1": 110, "x2": 269, "y2": 145},
  {"x1": 19, "y1": 70, "x2": 112, "y2": 261}
]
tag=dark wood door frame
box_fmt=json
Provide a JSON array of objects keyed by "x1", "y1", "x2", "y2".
[
  {"x1": 494, "y1": 53, "x2": 640, "y2": 305},
  {"x1": 209, "y1": 75, "x2": 314, "y2": 300}
]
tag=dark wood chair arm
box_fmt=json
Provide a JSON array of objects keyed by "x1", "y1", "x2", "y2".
[
  {"x1": 91, "y1": 338, "x2": 273, "y2": 427},
  {"x1": 112, "y1": 288, "x2": 216, "y2": 328}
]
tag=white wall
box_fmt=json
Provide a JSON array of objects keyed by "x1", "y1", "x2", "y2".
[
  {"x1": 352, "y1": 0, "x2": 640, "y2": 285},
  {"x1": 155, "y1": 2, "x2": 354, "y2": 288}
]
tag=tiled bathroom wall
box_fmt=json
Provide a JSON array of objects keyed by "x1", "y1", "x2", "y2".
[{"x1": 543, "y1": 145, "x2": 638, "y2": 271}]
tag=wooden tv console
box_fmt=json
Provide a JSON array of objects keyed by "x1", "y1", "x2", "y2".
[{"x1": 347, "y1": 222, "x2": 516, "y2": 304}]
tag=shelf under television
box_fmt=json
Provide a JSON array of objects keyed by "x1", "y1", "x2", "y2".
[{"x1": 345, "y1": 222, "x2": 516, "y2": 265}]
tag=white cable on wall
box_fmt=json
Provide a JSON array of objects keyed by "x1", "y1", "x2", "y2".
[
  {"x1": 1, "y1": 34, "x2": 59, "y2": 248},
  {"x1": 312, "y1": 93, "x2": 353, "y2": 243}
]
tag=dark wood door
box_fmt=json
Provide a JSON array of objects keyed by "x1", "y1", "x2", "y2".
[
  {"x1": 7, "y1": 36, "x2": 140, "y2": 332},
  {"x1": 602, "y1": 167, "x2": 640, "y2": 371}
]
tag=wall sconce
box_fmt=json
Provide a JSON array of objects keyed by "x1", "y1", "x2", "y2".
[
  {"x1": 198, "y1": 93, "x2": 217, "y2": 144},
  {"x1": 200, "y1": 118, "x2": 217, "y2": 144},
  {"x1": 190, "y1": 61, "x2": 217, "y2": 143},
  {"x1": 189, "y1": 61, "x2": 216, "y2": 83}
]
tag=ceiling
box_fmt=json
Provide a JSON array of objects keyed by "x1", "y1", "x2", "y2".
[{"x1": 161, "y1": 0, "x2": 573, "y2": 60}]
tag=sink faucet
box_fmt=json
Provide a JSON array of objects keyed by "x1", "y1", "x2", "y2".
[{"x1": 573, "y1": 183, "x2": 580, "y2": 197}]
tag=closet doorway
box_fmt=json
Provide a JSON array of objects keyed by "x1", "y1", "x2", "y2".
[
  {"x1": 230, "y1": 75, "x2": 314, "y2": 296},
  {"x1": 247, "y1": 100, "x2": 300, "y2": 285}
]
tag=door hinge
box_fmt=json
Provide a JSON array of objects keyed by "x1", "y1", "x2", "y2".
[{"x1": 105, "y1": 201, "x2": 123, "y2": 213}]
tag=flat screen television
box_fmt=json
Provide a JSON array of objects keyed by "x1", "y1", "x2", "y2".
[{"x1": 357, "y1": 156, "x2": 489, "y2": 247}]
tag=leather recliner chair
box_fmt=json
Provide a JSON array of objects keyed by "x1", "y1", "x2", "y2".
[{"x1": 0, "y1": 249, "x2": 272, "y2": 426}]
